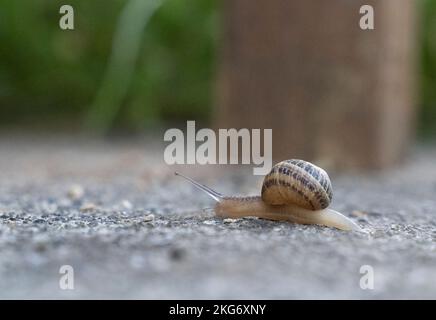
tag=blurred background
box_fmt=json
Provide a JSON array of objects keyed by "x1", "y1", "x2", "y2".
[
  {"x1": 0, "y1": 0, "x2": 435, "y2": 166},
  {"x1": 0, "y1": 0, "x2": 217, "y2": 131},
  {"x1": 421, "y1": 0, "x2": 436, "y2": 136},
  {"x1": 2, "y1": 0, "x2": 436, "y2": 299}
]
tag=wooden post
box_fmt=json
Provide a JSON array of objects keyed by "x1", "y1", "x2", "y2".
[{"x1": 216, "y1": 0, "x2": 417, "y2": 169}]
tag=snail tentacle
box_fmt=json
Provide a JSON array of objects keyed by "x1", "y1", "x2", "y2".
[{"x1": 175, "y1": 172, "x2": 223, "y2": 202}]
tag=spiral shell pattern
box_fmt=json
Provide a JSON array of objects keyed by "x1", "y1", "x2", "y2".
[{"x1": 261, "y1": 159, "x2": 333, "y2": 210}]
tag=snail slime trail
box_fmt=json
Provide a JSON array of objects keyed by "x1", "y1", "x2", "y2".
[{"x1": 164, "y1": 121, "x2": 273, "y2": 175}]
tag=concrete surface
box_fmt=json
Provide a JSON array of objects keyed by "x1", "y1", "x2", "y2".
[{"x1": 0, "y1": 134, "x2": 436, "y2": 299}]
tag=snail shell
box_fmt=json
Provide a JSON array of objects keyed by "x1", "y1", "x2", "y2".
[{"x1": 261, "y1": 159, "x2": 333, "y2": 210}]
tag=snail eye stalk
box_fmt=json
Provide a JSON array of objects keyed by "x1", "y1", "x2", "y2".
[{"x1": 175, "y1": 172, "x2": 223, "y2": 202}]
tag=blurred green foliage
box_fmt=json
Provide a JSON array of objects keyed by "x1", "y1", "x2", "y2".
[
  {"x1": 0, "y1": 0, "x2": 218, "y2": 130},
  {"x1": 420, "y1": 0, "x2": 436, "y2": 137},
  {"x1": 0, "y1": 0, "x2": 435, "y2": 135}
]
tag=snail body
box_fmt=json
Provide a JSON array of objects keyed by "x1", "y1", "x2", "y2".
[{"x1": 175, "y1": 159, "x2": 362, "y2": 232}]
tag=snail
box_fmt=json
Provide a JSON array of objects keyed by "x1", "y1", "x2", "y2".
[{"x1": 175, "y1": 159, "x2": 362, "y2": 231}]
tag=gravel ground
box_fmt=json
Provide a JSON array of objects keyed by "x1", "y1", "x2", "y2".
[{"x1": 0, "y1": 134, "x2": 436, "y2": 299}]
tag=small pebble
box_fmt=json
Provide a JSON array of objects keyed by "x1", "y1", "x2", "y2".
[
  {"x1": 121, "y1": 200, "x2": 133, "y2": 210},
  {"x1": 143, "y1": 214, "x2": 155, "y2": 222},
  {"x1": 371, "y1": 229, "x2": 385, "y2": 238},
  {"x1": 223, "y1": 218, "x2": 239, "y2": 224},
  {"x1": 67, "y1": 184, "x2": 84, "y2": 200},
  {"x1": 169, "y1": 248, "x2": 185, "y2": 261},
  {"x1": 80, "y1": 202, "x2": 97, "y2": 212}
]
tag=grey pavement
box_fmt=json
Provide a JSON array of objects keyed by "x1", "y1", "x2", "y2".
[{"x1": 0, "y1": 133, "x2": 436, "y2": 299}]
